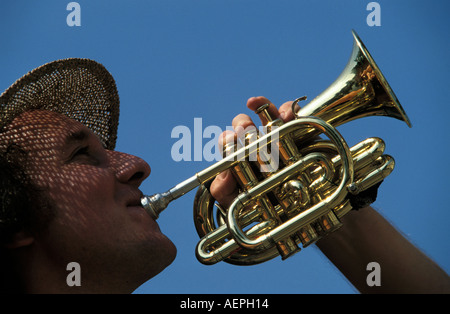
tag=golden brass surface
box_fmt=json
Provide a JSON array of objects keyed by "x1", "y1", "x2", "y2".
[{"x1": 141, "y1": 30, "x2": 411, "y2": 265}]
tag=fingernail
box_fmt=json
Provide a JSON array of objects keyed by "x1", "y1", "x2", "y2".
[{"x1": 217, "y1": 171, "x2": 229, "y2": 180}]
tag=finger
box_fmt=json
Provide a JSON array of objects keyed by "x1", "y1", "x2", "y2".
[
  {"x1": 246, "y1": 96, "x2": 280, "y2": 125},
  {"x1": 209, "y1": 169, "x2": 238, "y2": 209},
  {"x1": 278, "y1": 100, "x2": 296, "y2": 122},
  {"x1": 218, "y1": 129, "x2": 236, "y2": 150},
  {"x1": 231, "y1": 113, "x2": 257, "y2": 138},
  {"x1": 212, "y1": 130, "x2": 239, "y2": 208},
  {"x1": 232, "y1": 113, "x2": 255, "y2": 129}
]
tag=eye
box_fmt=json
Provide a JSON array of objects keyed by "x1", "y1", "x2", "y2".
[
  {"x1": 73, "y1": 146, "x2": 90, "y2": 157},
  {"x1": 69, "y1": 146, "x2": 99, "y2": 165}
]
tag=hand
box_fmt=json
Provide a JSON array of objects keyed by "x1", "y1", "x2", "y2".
[{"x1": 209, "y1": 96, "x2": 296, "y2": 208}]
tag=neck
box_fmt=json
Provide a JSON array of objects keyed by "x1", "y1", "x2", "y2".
[{"x1": 14, "y1": 244, "x2": 138, "y2": 294}]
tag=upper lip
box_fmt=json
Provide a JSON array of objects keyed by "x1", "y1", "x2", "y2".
[{"x1": 125, "y1": 189, "x2": 144, "y2": 207}]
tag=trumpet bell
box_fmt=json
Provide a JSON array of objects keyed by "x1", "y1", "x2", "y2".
[{"x1": 296, "y1": 30, "x2": 411, "y2": 129}]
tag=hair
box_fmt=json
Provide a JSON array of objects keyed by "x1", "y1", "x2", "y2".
[
  {"x1": 0, "y1": 144, "x2": 55, "y2": 293},
  {"x1": 0, "y1": 145, "x2": 33, "y2": 242}
]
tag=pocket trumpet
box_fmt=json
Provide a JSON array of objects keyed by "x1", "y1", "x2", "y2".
[{"x1": 141, "y1": 30, "x2": 411, "y2": 265}]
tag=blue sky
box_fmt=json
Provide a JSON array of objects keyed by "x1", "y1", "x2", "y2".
[{"x1": 1, "y1": 0, "x2": 449, "y2": 294}]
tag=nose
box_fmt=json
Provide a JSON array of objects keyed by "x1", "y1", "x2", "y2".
[{"x1": 108, "y1": 150, "x2": 151, "y2": 187}]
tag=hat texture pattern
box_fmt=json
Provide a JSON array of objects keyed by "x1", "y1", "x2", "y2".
[{"x1": 0, "y1": 58, "x2": 120, "y2": 150}]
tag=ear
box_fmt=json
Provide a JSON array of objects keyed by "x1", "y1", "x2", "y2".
[{"x1": 3, "y1": 230, "x2": 34, "y2": 249}]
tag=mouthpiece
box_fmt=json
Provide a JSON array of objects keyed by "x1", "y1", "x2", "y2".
[
  {"x1": 140, "y1": 174, "x2": 202, "y2": 220},
  {"x1": 141, "y1": 192, "x2": 173, "y2": 220}
]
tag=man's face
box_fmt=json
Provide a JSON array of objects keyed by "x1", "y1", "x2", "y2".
[{"x1": 1, "y1": 110, "x2": 176, "y2": 290}]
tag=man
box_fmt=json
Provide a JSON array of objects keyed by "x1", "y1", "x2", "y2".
[
  {"x1": 0, "y1": 59, "x2": 176, "y2": 293},
  {"x1": 0, "y1": 59, "x2": 449, "y2": 293}
]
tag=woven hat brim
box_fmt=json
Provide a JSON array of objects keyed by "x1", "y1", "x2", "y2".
[{"x1": 0, "y1": 58, "x2": 120, "y2": 150}]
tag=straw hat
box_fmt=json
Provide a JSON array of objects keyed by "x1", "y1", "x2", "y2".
[{"x1": 0, "y1": 58, "x2": 120, "y2": 150}]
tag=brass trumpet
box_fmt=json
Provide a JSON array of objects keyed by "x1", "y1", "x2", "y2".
[{"x1": 141, "y1": 30, "x2": 411, "y2": 265}]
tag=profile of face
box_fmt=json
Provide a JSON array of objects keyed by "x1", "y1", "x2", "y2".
[{"x1": 1, "y1": 110, "x2": 176, "y2": 292}]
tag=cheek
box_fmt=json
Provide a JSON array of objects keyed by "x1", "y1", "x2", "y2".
[
  {"x1": 68, "y1": 168, "x2": 115, "y2": 203},
  {"x1": 34, "y1": 164, "x2": 118, "y2": 223}
]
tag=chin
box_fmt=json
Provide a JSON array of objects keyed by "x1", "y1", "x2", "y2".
[
  {"x1": 146, "y1": 233, "x2": 177, "y2": 279},
  {"x1": 160, "y1": 235, "x2": 178, "y2": 267}
]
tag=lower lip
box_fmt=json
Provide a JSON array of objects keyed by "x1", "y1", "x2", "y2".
[
  {"x1": 127, "y1": 205, "x2": 149, "y2": 217},
  {"x1": 127, "y1": 205, "x2": 159, "y2": 224}
]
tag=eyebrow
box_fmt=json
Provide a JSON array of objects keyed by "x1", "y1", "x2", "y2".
[{"x1": 65, "y1": 129, "x2": 89, "y2": 145}]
